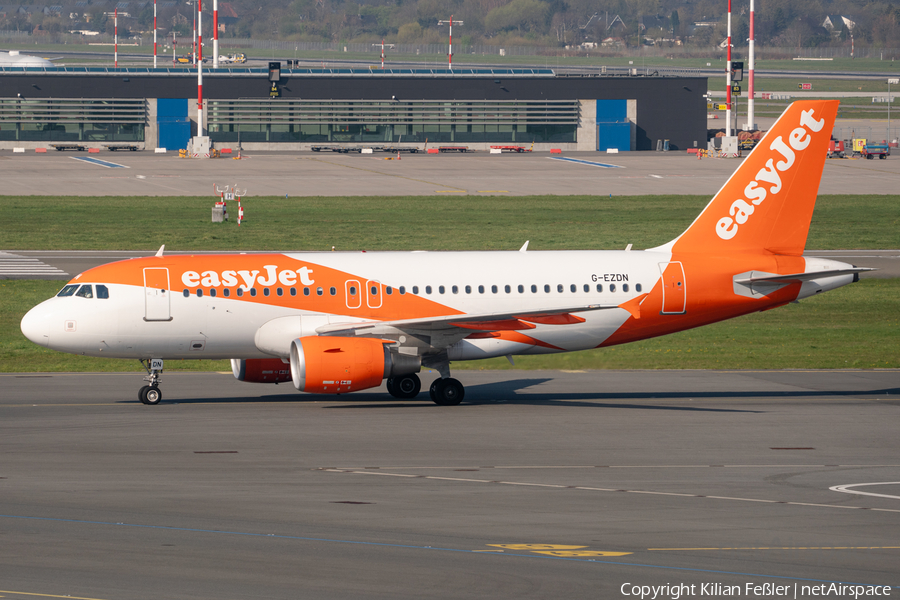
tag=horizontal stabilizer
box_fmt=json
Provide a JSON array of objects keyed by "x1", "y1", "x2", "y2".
[{"x1": 734, "y1": 267, "x2": 875, "y2": 285}]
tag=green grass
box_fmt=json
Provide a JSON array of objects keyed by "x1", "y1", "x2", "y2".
[
  {"x1": 2, "y1": 194, "x2": 898, "y2": 252},
  {"x1": 3, "y1": 278, "x2": 897, "y2": 372}
]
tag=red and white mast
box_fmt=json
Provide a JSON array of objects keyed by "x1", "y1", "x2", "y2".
[
  {"x1": 213, "y1": 0, "x2": 219, "y2": 68},
  {"x1": 725, "y1": 0, "x2": 732, "y2": 137},
  {"x1": 153, "y1": 0, "x2": 157, "y2": 68},
  {"x1": 198, "y1": 0, "x2": 203, "y2": 63},
  {"x1": 449, "y1": 16, "x2": 453, "y2": 69},
  {"x1": 114, "y1": 8, "x2": 118, "y2": 67},
  {"x1": 438, "y1": 16, "x2": 463, "y2": 70},
  {"x1": 197, "y1": 0, "x2": 204, "y2": 136},
  {"x1": 192, "y1": 7, "x2": 197, "y2": 65},
  {"x1": 747, "y1": 0, "x2": 756, "y2": 130},
  {"x1": 381, "y1": 39, "x2": 385, "y2": 69}
]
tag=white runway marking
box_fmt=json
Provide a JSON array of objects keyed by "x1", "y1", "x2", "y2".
[
  {"x1": 830, "y1": 482, "x2": 900, "y2": 500},
  {"x1": 323, "y1": 468, "x2": 900, "y2": 513},
  {"x1": 0, "y1": 251, "x2": 67, "y2": 278}
]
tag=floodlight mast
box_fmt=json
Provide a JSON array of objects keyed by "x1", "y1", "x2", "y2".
[{"x1": 438, "y1": 17, "x2": 463, "y2": 70}]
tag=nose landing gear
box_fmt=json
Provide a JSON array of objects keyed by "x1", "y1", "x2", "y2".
[{"x1": 139, "y1": 359, "x2": 164, "y2": 405}]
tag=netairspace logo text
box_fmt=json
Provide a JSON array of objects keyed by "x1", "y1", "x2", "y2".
[{"x1": 620, "y1": 582, "x2": 893, "y2": 600}]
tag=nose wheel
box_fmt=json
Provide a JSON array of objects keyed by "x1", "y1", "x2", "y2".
[
  {"x1": 139, "y1": 359, "x2": 164, "y2": 405},
  {"x1": 138, "y1": 384, "x2": 163, "y2": 405}
]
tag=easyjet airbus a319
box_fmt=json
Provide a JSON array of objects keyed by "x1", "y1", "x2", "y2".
[{"x1": 21, "y1": 100, "x2": 870, "y2": 405}]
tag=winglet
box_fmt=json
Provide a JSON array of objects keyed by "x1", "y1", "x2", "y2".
[
  {"x1": 519, "y1": 241, "x2": 529, "y2": 252},
  {"x1": 155, "y1": 245, "x2": 165, "y2": 257}
]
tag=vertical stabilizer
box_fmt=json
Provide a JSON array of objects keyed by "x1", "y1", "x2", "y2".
[{"x1": 663, "y1": 100, "x2": 839, "y2": 256}]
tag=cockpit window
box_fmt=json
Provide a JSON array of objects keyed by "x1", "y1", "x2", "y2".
[
  {"x1": 75, "y1": 285, "x2": 93, "y2": 298},
  {"x1": 96, "y1": 285, "x2": 109, "y2": 299},
  {"x1": 57, "y1": 284, "x2": 79, "y2": 297}
]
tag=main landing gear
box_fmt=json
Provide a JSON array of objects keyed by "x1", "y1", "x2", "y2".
[
  {"x1": 138, "y1": 359, "x2": 163, "y2": 405},
  {"x1": 430, "y1": 378, "x2": 465, "y2": 406},
  {"x1": 385, "y1": 373, "x2": 465, "y2": 405},
  {"x1": 386, "y1": 373, "x2": 422, "y2": 399}
]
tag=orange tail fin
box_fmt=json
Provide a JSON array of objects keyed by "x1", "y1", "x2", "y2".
[{"x1": 665, "y1": 100, "x2": 839, "y2": 256}]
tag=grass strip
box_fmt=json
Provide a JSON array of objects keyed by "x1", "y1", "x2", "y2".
[
  {"x1": 3, "y1": 278, "x2": 897, "y2": 373},
  {"x1": 2, "y1": 194, "x2": 898, "y2": 251}
]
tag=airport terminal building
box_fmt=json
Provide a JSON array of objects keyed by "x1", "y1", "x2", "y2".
[{"x1": 0, "y1": 65, "x2": 706, "y2": 152}]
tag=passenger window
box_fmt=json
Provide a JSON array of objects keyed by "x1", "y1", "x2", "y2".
[
  {"x1": 425, "y1": 286, "x2": 432, "y2": 294},
  {"x1": 636, "y1": 283, "x2": 642, "y2": 292},
  {"x1": 196, "y1": 289, "x2": 203, "y2": 298},
  {"x1": 386, "y1": 287, "x2": 393, "y2": 295},
  {"x1": 583, "y1": 284, "x2": 589, "y2": 293},
  {"x1": 570, "y1": 284, "x2": 576, "y2": 293},
  {"x1": 610, "y1": 284, "x2": 616, "y2": 293},
  {"x1": 57, "y1": 284, "x2": 79, "y2": 297},
  {"x1": 250, "y1": 288, "x2": 257, "y2": 297},
  {"x1": 277, "y1": 288, "x2": 284, "y2": 296},
  {"x1": 478, "y1": 285, "x2": 485, "y2": 294},
  {"x1": 224, "y1": 288, "x2": 230, "y2": 297},
  {"x1": 491, "y1": 285, "x2": 498, "y2": 294},
  {"x1": 413, "y1": 286, "x2": 420, "y2": 294},
  {"x1": 531, "y1": 284, "x2": 537, "y2": 293},
  {"x1": 316, "y1": 287, "x2": 323, "y2": 296},
  {"x1": 452, "y1": 285, "x2": 458, "y2": 294},
  {"x1": 183, "y1": 289, "x2": 189, "y2": 297},
  {"x1": 399, "y1": 286, "x2": 406, "y2": 295},
  {"x1": 210, "y1": 289, "x2": 217, "y2": 297},
  {"x1": 331, "y1": 287, "x2": 337, "y2": 296},
  {"x1": 465, "y1": 285, "x2": 471, "y2": 294},
  {"x1": 544, "y1": 284, "x2": 550, "y2": 293},
  {"x1": 557, "y1": 284, "x2": 564, "y2": 293},
  {"x1": 290, "y1": 288, "x2": 296, "y2": 296},
  {"x1": 75, "y1": 285, "x2": 93, "y2": 298},
  {"x1": 623, "y1": 284, "x2": 629, "y2": 293},
  {"x1": 237, "y1": 288, "x2": 244, "y2": 297},
  {"x1": 349, "y1": 286, "x2": 357, "y2": 295},
  {"x1": 596, "y1": 284, "x2": 603, "y2": 292},
  {"x1": 263, "y1": 288, "x2": 270, "y2": 297},
  {"x1": 504, "y1": 285, "x2": 511, "y2": 293},
  {"x1": 303, "y1": 287, "x2": 310, "y2": 296},
  {"x1": 517, "y1": 285, "x2": 524, "y2": 293}
]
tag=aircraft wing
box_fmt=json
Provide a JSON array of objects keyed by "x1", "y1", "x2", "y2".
[{"x1": 316, "y1": 303, "x2": 620, "y2": 337}]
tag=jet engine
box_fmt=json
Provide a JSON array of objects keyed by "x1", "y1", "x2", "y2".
[
  {"x1": 231, "y1": 358, "x2": 292, "y2": 384},
  {"x1": 289, "y1": 336, "x2": 419, "y2": 394}
]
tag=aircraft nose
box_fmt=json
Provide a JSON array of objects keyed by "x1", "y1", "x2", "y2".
[{"x1": 21, "y1": 303, "x2": 51, "y2": 347}]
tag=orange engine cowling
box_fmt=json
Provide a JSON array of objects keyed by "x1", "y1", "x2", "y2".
[
  {"x1": 290, "y1": 336, "x2": 390, "y2": 394},
  {"x1": 231, "y1": 358, "x2": 292, "y2": 384}
]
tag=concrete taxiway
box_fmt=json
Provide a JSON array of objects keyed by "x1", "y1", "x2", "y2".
[
  {"x1": 1, "y1": 147, "x2": 898, "y2": 197},
  {"x1": 1, "y1": 369, "x2": 898, "y2": 599}
]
